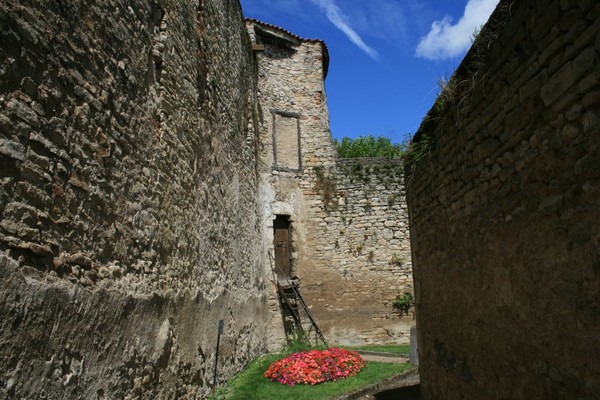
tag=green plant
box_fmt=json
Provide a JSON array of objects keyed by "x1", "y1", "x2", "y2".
[
  {"x1": 390, "y1": 253, "x2": 403, "y2": 267},
  {"x1": 283, "y1": 329, "x2": 316, "y2": 356},
  {"x1": 207, "y1": 386, "x2": 228, "y2": 400},
  {"x1": 368, "y1": 250, "x2": 374, "y2": 262},
  {"x1": 470, "y1": 24, "x2": 483, "y2": 44},
  {"x1": 350, "y1": 242, "x2": 364, "y2": 256},
  {"x1": 433, "y1": 73, "x2": 456, "y2": 114},
  {"x1": 335, "y1": 135, "x2": 406, "y2": 159},
  {"x1": 393, "y1": 292, "x2": 414, "y2": 317},
  {"x1": 387, "y1": 193, "x2": 398, "y2": 207},
  {"x1": 405, "y1": 133, "x2": 435, "y2": 165},
  {"x1": 313, "y1": 166, "x2": 337, "y2": 210}
]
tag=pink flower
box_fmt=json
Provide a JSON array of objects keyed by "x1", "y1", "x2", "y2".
[{"x1": 264, "y1": 348, "x2": 366, "y2": 386}]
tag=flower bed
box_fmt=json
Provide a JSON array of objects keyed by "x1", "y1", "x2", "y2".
[{"x1": 264, "y1": 347, "x2": 367, "y2": 386}]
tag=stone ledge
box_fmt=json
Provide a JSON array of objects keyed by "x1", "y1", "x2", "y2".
[
  {"x1": 356, "y1": 350, "x2": 410, "y2": 362},
  {"x1": 336, "y1": 367, "x2": 419, "y2": 400}
]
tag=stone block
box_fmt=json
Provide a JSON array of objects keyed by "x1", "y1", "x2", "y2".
[
  {"x1": 6, "y1": 99, "x2": 40, "y2": 127},
  {"x1": 472, "y1": 139, "x2": 500, "y2": 163},
  {"x1": 0, "y1": 137, "x2": 26, "y2": 161},
  {"x1": 540, "y1": 62, "x2": 575, "y2": 107},
  {"x1": 582, "y1": 91, "x2": 600, "y2": 108}
]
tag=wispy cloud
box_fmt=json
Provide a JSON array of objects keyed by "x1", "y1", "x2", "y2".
[
  {"x1": 354, "y1": 0, "x2": 409, "y2": 45},
  {"x1": 242, "y1": 0, "x2": 312, "y2": 24},
  {"x1": 415, "y1": 0, "x2": 499, "y2": 60},
  {"x1": 309, "y1": 0, "x2": 380, "y2": 61}
]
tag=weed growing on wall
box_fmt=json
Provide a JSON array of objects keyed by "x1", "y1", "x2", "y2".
[
  {"x1": 393, "y1": 292, "x2": 414, "y2": 317},
  {"x1": 313, "y1": 166, "x2": 337, "y2": 210},
  {"x1": 390, "y1": 253, "x2": 404, "y2": 267},
  {"x1": 405, "y1": 133, "x2": 436, "y2": 167},
  {"x1": 405, "y1": 2, "x2": 514, "y2": 179}
]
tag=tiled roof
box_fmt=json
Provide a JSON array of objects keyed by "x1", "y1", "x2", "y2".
[
  {"x1": 246, "y1": 18, "x2": 325, "y2": 45},
  {"x1": 246, "y1": 18, "x2": 330, "y2": 78}
]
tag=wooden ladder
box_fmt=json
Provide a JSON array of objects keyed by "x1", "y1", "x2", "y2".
[{"x1": 269, "y1": 252, "x2": 327, "y2": 345}]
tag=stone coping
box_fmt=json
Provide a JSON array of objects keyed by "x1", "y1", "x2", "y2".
[
  {"x1": 335, "y1": 367, "x2": 419, "y2": 400},
  {"x1": 356, "y1": 350, "x2": 410, "y2": 360}
]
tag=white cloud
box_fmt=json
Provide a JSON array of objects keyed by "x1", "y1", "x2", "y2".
[
  {"x1": 309, "y1": 0, "x2": 380, "y2": 60},
  {"x1": 415, "y1": 0, "x2": 499, "y2": 60}
]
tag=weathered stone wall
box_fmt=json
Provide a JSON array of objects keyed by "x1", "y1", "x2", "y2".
[
  {"x1": 248, "y1": 20, "x2": 413, "y2": 345},
  {"x1": 0, "y1": 0, "x2": 269, "y2": 398},
  {"x1": 305, "y1": 158, "x2": 413, "y2": 344},
  {"x1": 406, "y1": 0, "x2": 599, "y2": 398},
  {"x1": 248, "y1": 20, "x2": 336, "y2": 349}
]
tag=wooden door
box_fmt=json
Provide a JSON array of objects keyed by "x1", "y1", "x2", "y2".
[{"x1": 273, "y1": 216, "x2": 292, "y2": 279}]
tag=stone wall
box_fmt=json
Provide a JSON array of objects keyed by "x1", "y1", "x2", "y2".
[
  {"x1": 305, "y1": 158, "x2": 413, "y2": 344},
  {"x1": 248, "y1": 20, "x2": 414, "y2": 346},
  {"x1": 248, "y1": 20, "x2": 336, "y2": 349},
  {"x1": 406, "y1": 0, "x2": 599, "y2": 398},
  {"x1": 0, "y1": 0, "x2": 269, "y2": 398}
]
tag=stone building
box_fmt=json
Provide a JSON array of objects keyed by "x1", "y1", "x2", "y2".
[{"x1": 247, "y1": 19, "x2": 414, "y2": 348}]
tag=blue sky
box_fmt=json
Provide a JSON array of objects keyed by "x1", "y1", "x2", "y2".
[{"x1": 240, "y1": 0, "x2": 499, "y2": 144}]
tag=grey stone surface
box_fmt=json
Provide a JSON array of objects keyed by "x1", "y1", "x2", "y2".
[
  {"x1": 0, "y1": 0, "x2": 269, "y2": 398},
  {"x1": 248, "y1": 19, "x2": 414, "y2": 347},
  {"x1": 0, "y1": 1, "x2": 416, "y2": 397},
  {"x1": 406, "y1": 0, "x2": 599, "y2": 398}
]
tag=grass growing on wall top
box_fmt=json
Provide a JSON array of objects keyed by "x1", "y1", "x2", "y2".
[{"x1": 406, "y1": 1, "x2": 515, "y2": 168}]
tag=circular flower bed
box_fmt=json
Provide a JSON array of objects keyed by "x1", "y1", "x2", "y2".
[{"x1": 264, "y1": 347, "x2": 366, "y2": 386}]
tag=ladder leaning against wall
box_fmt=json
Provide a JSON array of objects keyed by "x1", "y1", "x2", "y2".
[{"x1": 268, "y1": 252, "x2": 327, "y2": 346}]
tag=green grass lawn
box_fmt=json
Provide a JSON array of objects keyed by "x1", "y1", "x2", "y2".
[
  {"x1": 214, "y1": 353, "x2": 413, "y2": 400},
  {"x1": 342, "y1": 343, "x2": 410, "y2": 355}
]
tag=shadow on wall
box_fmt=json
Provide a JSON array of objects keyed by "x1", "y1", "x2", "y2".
[{"x1": 374, "y1": 384, "x2": 420, "y2": 400}]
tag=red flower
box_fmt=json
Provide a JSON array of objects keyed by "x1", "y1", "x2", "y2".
[{"x1": 264, "y1": 348, "x2": 366, "y2": 386}]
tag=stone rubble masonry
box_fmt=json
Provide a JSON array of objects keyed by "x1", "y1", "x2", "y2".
[
  {"x1": 247, "y1": 19, "x2": 338, "y2": 351},
  {"x1": 0, "y1": 0, "x2": 269, "y2": 398},
  {"x1": 304, "y1": 158, "x2": 413, "y2": 345},
  {"x1": 406, "y1": 0, "x2": 599, "y2": 399},
  {"x1": 248, "y1": 20, "x2": 414, "y2": 347}
]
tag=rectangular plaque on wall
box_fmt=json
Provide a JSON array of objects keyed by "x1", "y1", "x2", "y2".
[{"x1": 272, "y1": 110, "x2": 301, "y2": 171}]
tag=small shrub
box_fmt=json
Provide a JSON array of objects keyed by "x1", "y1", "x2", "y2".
[
  {"x1": 393, "y1": 292, "x2": 414, "y2": 317},
  {"x1": 350, "y1": 242, "x2": 364, "y2": 255},
  {"x1": 368, "y1": 250, "x2": 375, "y2": 262},
  {"x1": 335, "y1": 135, "x2": 406, "y2": 158},
  {"x1": 390, "y1": 253, "x2": 403, "y2": 267},
  {"x1": 405, "y1": 133, "x2": 435, "y2": 165},
  {"x1": 387, "y1": 193, "x2": 398, "y2": 206},
  {"x1": 283, "y1": 329, "x2": 315, "y2": 355}
]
